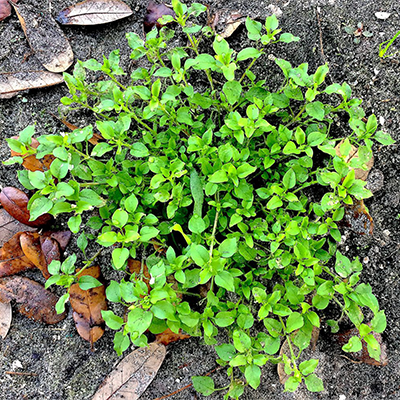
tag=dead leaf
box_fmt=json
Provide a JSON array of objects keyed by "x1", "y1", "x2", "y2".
[
  {"x1": 10, "y1": 137, "x2": 54, "y2": 172},
  {"x1": 40, "y1": 237, "x2": 61, "y2": 277},
  {"x1": 144, "y1": 1, "x2": 175, "y2": 33},
  {"x1": 43, "y1": 230, "x2": 72, "y2": 252},
  {"x1": 208, "y1": 9, "x2": 245, "y2": 38},
  {"x1": 11, "y1": 3, "x2": 74, "y2": 72},
  {"x1": 0, "y1": 0, "x2": 11, "y2": 22},
  {"x1": 0, "y1": 276, "x2": 66, "y2": 324},
  {"x1": 50, "y1": 113, "x2": 103, "y2": 146},
  {"x1": 19, "y1": 232, "x2": 50, "y2": 279},
  {"x1": 335, "y1": 328, "x2": 388, "y2": 366},
  {"x1": 0, "y1": 232, "x2": 36, "y2": 277},
  {"x1": 335, "y1": 140, "x2": 374, "y2": 181},
  {"x1": 0, "y1": 71, "x2": 64, "y2": 99},
  {"x1": 155, "y1": 328, "x2": 190, "y2": 346},
  {"x1": 343, "y1": 199, "x2": 374, "y2": 235},
  {"x1": 0, "y1": 302, "x2": 12, "y2": 339},
  {"x1": 56, "y1": 0, "x2": 133, "y2": 26},
  {"x1": 128, "y1": 259, "x2": 151, "y2": 293},
  {"x1": 91, "y1": 341, "x2": 166, "y2": 400},
  {"x1": 0, "y1": 187, "x2": 53, "y2": 227},
  {"x1": 69, "y1": 266, "x2": 107, "y2": 345},
  {"x1": 0, "y1": 208, "x2": 36, "y2": 247}
]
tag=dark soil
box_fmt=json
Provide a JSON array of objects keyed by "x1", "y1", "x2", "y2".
[{"x1": 1, "y1": 0, "x2": 400, "y2": 399}]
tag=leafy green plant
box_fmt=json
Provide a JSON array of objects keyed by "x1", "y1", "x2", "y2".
[
  {"x1": 379, "y1": 29, "x2": 400, "y2": 58},
  {"x1": 5, "y1": 1, "x2": 393, "y2": 397}
]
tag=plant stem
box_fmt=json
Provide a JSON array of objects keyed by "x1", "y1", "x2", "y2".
[{"x1": 209, "y1": 209, "x2": 220, "y2": 258}]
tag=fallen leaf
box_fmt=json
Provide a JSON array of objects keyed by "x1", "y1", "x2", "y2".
[
  {"x1": 10, "y1": 137, "x2": 54, "y2": 172},
  {"x1": 343, "y1": 199, "x2": 374, "y2": 235},
  {"x1": 0, "y1": 276, "x2": 66, "y2": 324},
  {"x1": 11, "y1": 3, "x2": 74, "y2": 72},
  {"x1": 91, "y1": 341, "x2": 166, "y2": 400},
  {"x1": 69, "y1": 266, "x2": 107, "y2": 345},
  {"x1": 128, "y1": 259, "x2": 151, "y2": 293},
  {"x1": 335, "y1": 140, "x2": 374, "y2": 181},
  {"x1": 56, "y1": 0, "x2": 133, "y2": 26},
  {"x1": 0, "y1": 187, "x2": 53, "y2": 227},
  {"x1": 144, "y1": 1, "x2": 175, "y2": 33},
  {"x1": 0, "y1": 71, "x2": 64, "y2": 99},
  {"x1": 209, "y1": 9, "x2": 245, "y2": 39},
  {"x1": 335, "y1": 328, "x2": 388, "y2": 366},
  {"x1": 0, "y1": 0, "x2": 11, "y2": 22},
  {"x1": 19, "y1": 232, "x2": 50, "y2": 278},
  {"x1": 0, "y1": 302, "x2": 12, "y2": 339},
  {"x1": 0, "y1": 232, "x2": 36, "y2": 277},
  {"x1": 155, "y1": 328, "x2": 190, "y2": 346},
  {"x1": 0, "y1": 208, "x2": 36, "y2": 247},
  {"x1": 40, "y1": 237, "x2": 61, "y2": 277},
  {"x1": 50, "y1": 113, "x2": 103, "y2": 146},
  {"x1": 43, "y1": 230, "x2": 72, "y2": 252}
]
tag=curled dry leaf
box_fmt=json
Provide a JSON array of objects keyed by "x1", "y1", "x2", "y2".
[
  {"x1": 343, "y1": 199, "x2": 374, "y2": 235},
  {"x1": 0, "y1": 0, "x2": 11, "y2": 22},
  {"x1": 0, "y1": 71, "x2": 64, "y2": 99},
  {"x1": 92, "y1": 342, "x2": 166, "y2": 400},
  {"x1": 0, "y1": 208, "x2": 36, "y2": 248},
  {"x1": 69, "y1": 266, "x2": 107, "y2": 345},
  {"x1": 144, "y1": 1, "x2": 175, "y2": 33},
  {"x1": 11, "y1": 3, "x2": 74, "y2": 72},
  {"x1": 56, "y1": 0, "x2": 133, "y2": 26},
  {"x1": 155, "y1": 328, "x2": 190, "y2": 346},
  {"x1": 335, "y1": 328, "x2": 388, "y2": 366},
  {"x1": 10, "y1": 137, "x2": 55, "y2": 172},
  {"x1": 0, "y1": 232, "x2": 36, "y2": 277},
  {"x1": 40, "y1": 237, "x2": 61, "y2": 275},
  {"x1": 0, "y1": 187, "x2": 53, "y2": 227},
  {"x1": 43, "y1": 230, "x2": 72, "y2": 252},
  {"x1": 0, "y1": 276, "x2": 66, "y2": 324},
  {"x1": 208, "y1": 9, "x2": 245, "y2": 39},
  {"x1": 0, "y1": 302, "x2": 12, "y2": 339},
  {"x1": 19, "y1": 232, "x2": 50, "y2": 279},
  {"x1": 128, "y1": 259, "x2": 151, "y2": 293}
]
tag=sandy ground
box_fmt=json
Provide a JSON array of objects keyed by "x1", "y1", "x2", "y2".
[{"x1": 1, "y1": 0, "x2": 400, "y2": 399}]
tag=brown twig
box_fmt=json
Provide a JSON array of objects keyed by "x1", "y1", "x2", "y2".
[
  {"x1": 315, "y1": 7, "x2": 326, "y2": 64},
  {"x1": 5, "y1": 371, "x2": 38, "y2": 377},
  {"x1": 152, "y1": 366, "x2": 225, "y2": 400}
]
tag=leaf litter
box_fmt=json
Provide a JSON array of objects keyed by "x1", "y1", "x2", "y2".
[
  {"x1": 0, "y1": 302, "x2": 12, "y2": 339},
  {"x1": 0, "y1": 208, "x2": 35, "y2": 248},
  {"x1": 0, "y1": 0, "x2": 11, "y2": 22},
  {"x1": 56, "y1": 0, "x2": 133, "y2": 26}
]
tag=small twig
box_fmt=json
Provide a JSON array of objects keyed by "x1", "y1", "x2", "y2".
[
  {"x1": 5, "y1": 371, "x2": 38, "y2": 377},
  {"x1": 315, "y1": 7, "x2": 326, "y2": 64},
  {"x1": 340, "y1": 355, "x2": 363, "y2": 364}
]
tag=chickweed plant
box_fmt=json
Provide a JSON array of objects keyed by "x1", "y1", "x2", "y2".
[{"x1": 6, "y1": 1, "x2": 393, "y2": 397}]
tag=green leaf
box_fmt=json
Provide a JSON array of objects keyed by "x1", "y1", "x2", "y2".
[
  {"x1": 68, "y1": 215, "x2": 82, "y2": 234},
  {"x1": 192, "y1": 376, "x2": 215, "y2": 396},
  {"x1": 237, "y1": 163, "x2": 257, "y2": 178},
  {"x1": 55, "y1": 293, "x2": 69, "y2": 314},
  {"x1": 29, "y1": 197, "x2": 53, "y2": 221},
  {"x1": 305, "y1": 102, "x2": 325, "y2": 121},
  {"x1": 139, "y1": 226, "x2": 159, "y2": 242},
  {"x1": 191, "y1": 244, "x2": 209, "y2": 266},
  {"x1": 245, "y1": 364, "x2": 261, "y2": 389},
  {"x1": 267, "y1": 196, "x2": 283, "y2": 210},
  {"x1": 112, "y1": 209, "x2": 129, "y2": 228},
  {"x1": 223, "y1": 81, "x2": 242, "y2": 105},
  {"x1": 342, "y1": 336, "x2": 362, "y2": 352},
  {"x1": 374, "y1": 131, "x2": 395, "y2": 145},
  {"x1": 131, "y1": 142, "x2": 149, "y2": 157},
  {"x1": 209, "y1": 170, "x2": 228, "y2": 183},
  {"x1": 237, "y1": 47, "x2": 261, "y2": 61},
  {"x1": 299, "y1": 359, "x2": 319, "y2": 375},
  {"x1": 79, "y1": 276, "x2": 102, "y2": 290},
  {"x1": 282, "y1": 168, "x2": 296, "y2": 189},
  {"x1": 127, "y1": 308, "x2": 153, "y2": 335},
  {"x1": 219, "y1": 238, "x2": 237, "y2": 258},
  {"x1": 286, "y1": 312, "x2": 304, "y2": 332},
  {"x1": 188, "y1": 214, "x2": 206, "y2": 234},
  {"x1": 125, "y1": 194, "x2": 138, "y2": 213},
  {"x1": 215, "y1": 270, "x2": 235, "y2": 292},
  {"x1": 371, "y1": 310, "x2": 387, "y2": 333},
  {"x1": 304, "y1": 374, "x2": 324, "y2": 392},
  {"x1": 97, "y1": 231, "x2": 118, "y2": 247},
  {"x1": 112, "y1": 248, "x2": 130, "y2": 269},
  {"x1": 233, "y1": 330, "x2": 251, "y2": 352}
]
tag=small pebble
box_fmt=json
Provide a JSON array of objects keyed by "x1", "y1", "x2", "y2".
[{"x1": 375, "y1": 12, "x2": 391, "y2": 20}]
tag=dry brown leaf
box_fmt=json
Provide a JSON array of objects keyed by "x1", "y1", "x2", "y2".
[
  {"x1": 0, "y1": 208, "x2": 36, "y2": 248},
  {"x1": 40, "y1": 237, "x2": 61, "y2": 276},
  {"x1": 335, "y1": 328, "x2": 388, "y2": 366},
  {"x1": 0, "y1": 302, "x2": 12, "y2": 339},
  {"x1": 92, "y1": 341, "x2": 166, "y2": 400},
  {"x1": 128, "y1": 259, "x2": 151, "y2": 293},
  {"x1": 208, "y1": 9, "x2": 245, "y2": 38},
  {"x1": 56, "y1": 0, "x2": 133, "y2": 26},
  {"x1": 50, "y1": 114, "x2": 103, "y2": 146},
  {"x1": 69, "y1": 266, "x2": 107, "y2": 345},
  {"x1": 43, "y1": 230, "x2": 72, "y2": 252},
  {"x1": 0, "y1": 71, "x2": 64, "y2": 99},
  {"x1": 335, "y1": 140, "x2": 374, "y2": 181},
  {"x1": 19, "y1": 232, "x2": 50, "y2": 278},
  {"x1": 0, "y1": 0, "x2": 11, "y2": 22},
  {"x1": 343, "y1": 199, "x2": 374, "y2": 235},
  {"x1": 0, "y1": 232, "x2": 36, "y2": 277},
  {"x1": 155, "y1": 328, "x2": 190, "y2": 346},
  {"x1": 0, "y1": 276, "x2": 66, "y2": 324},
  {"x1": 10, "y1": 137, "x2": 55, "y2": 172},
  {"x1": 0, "y1": 187, "x2": 53, "y2": 227},
  {"x1": 11, "y1": 3, "x2": 74, "y2": 72},
  {"x1": 144, "y1": 1, "x2": 175, "y2": 33}
]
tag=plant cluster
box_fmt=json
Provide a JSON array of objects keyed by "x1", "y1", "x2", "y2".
[{"x1": 5, "y1": 1, "x2": 393, "y2": 397}]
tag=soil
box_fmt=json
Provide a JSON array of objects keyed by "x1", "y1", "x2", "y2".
[{"x1": 1, "y1": 0, "x2": 400, "y2": 399}]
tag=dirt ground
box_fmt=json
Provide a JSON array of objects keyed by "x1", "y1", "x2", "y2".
[{"x1": 1, "y1": 0, "x2": 400, "y2": 399}]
